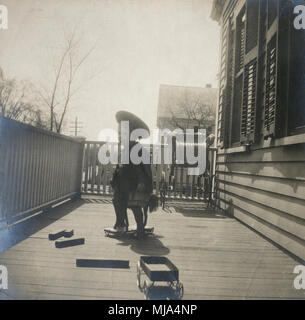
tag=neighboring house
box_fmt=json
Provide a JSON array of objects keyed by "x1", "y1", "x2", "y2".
[
  {"x1": 156, "y1": 84, "x2": 218, "y2": 198},
  {"x1": 157, "y1": 84, "x2": 218, "y2": 134},
  {"x1": 211, "y1": 0, "x2": 305, "y2": 260}
]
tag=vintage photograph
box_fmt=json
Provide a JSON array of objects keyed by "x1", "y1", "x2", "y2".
[{"x1": 0, "y1": 0, "x2": 305, "y2": 301}]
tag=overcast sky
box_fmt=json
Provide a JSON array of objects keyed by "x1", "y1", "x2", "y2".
[{"x1": 0, "y1": 0, "x2": 220, "y2": 140}]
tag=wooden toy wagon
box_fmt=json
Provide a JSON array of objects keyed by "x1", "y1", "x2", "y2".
[{"x1": 137, "y1": 256, "x2": 184, "y2": 299}]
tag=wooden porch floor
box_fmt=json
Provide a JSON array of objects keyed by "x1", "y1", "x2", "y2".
[{"x1": 0, "y1": 197, "x2": 304, "y2": 300}]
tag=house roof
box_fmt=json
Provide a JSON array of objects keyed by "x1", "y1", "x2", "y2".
[{"x1": 157, "y1": 84, "x2": 218, "y2": 120}]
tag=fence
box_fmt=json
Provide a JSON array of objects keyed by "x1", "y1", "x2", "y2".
[
  {"x1": 81, "y1": 141, "x2": 216, "y2": 201},
  {"x1": 0, "y1": 117, "x2": 84, "y2": 226}
]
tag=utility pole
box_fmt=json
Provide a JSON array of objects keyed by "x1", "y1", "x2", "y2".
[{"x1": 69, "y1": 116, "x2": 83, "y2": 137}]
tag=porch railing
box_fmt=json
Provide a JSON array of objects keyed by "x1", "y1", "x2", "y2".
[
  {"x1": 0, "y1": 117, "x2": 217, "y2": 228},
  {"x1": 0, "y1": 117, "x2": 84, "y2": 226},
  {"x1": 81, "y1": 141, "x2": 217, "y2": 201}
]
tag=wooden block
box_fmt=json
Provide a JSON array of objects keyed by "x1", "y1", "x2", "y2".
[
  {"x1": 55, "y1": 238, "x2": 85, "y2": 248},
  {"x1": 49, "y1": 229, "x2": 74, "y2": 241},
  {"x1": 76, "y1": 259, "x2": 130, "y2": 269},
  {"x1": 49, "y1": 230, "x2": 66, "y2": 241}
]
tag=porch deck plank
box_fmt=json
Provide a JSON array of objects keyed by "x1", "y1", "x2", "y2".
[{"x1": 0, "y1": 198, "x2": 304, "y2": 300}]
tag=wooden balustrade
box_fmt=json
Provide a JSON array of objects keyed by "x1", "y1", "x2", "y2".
[
  {"x1": 0, "y1": 117, "x2": 216, "y2": 226},
  {"x1": 82, "y1": 141, "x2": 115, "y2": 195},
  {"x1": 0, "y1": 117, "x2": 84, "y2": 226},
  {"x1": 81, "y1": 141, "x2": 216, "y2": 201}
]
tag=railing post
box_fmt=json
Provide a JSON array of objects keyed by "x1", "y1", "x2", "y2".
[{"x1": 75, "y1": 137, "x2": 86, "y2": 198}]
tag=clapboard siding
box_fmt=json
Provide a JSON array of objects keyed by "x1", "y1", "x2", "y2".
[
  {"x1": 218, "y1": 199, "x2": 305, "y2": 261},
  {"x1": 215, "y1": 144, "x2": 305, "y2": 261},
  {"x1": 217, "y1": 162, "x2": 305, "y2": 181},
  {"x1": 218, "y1": 145, "x2": 305, "y2": 163},
  {"x1": 217, "y1": 182, "x2": 305, "y2": 219},
  {"x1": 217, "y1": 173, "x2": 305, "y2": 201},
  {"x1": 218, "y1": 191, "x2": 305, "y2": 241}
]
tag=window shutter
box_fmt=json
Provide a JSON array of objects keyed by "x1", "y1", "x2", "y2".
[
  {"x1": 223, "y1": 19, "x2": 235, "y2": 148},
  {"x1": 235, "y1": 7, "x2": 246, "y2": 74},
  {"x1": 264, "y1": 35, "x2": 277, "y2": 138},
  {"x1": 246, "y1": 0, "x2": 259, "y2": 53},
  {"x1": 288, "y1": 1, "x2": 305, "y2": 133},
  {"x1": 218, "y1": 88, "x2": 226, "y2": 148},
  {"x1": 231, "y1": 74, "x2": 243, "y2": 144},
  {"x1": 217, "y1": 18, "x2": 234, "y2": 149},
  {"x1": 263, "y1": 0, "x2": 292, "y2": 139},
  {"x1": 240, "y1": 59, "x2": 257, "y2": 143},
  {"x1": 267, "y1": 0, "x2": 278, "y2": 28},
  {"x1": 217, "y1": 21, "x2": 229, "y2": 148},
  {"x1": 239, "y1": 0, "x2": 260, "y2": 144}
]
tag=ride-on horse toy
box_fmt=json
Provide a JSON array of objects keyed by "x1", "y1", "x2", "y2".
[
  {"x1": 104, "y1": 226, "x2": 154, "y2": 237},
  {"x1": 104, "y1": 193, "x2": 158, "y2": 238}
]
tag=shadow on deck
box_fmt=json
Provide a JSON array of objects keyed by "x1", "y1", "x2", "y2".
[
  {"x1": 0, "y1": 196, "x2": 303, "y2": 300},
  {"x1": 169, "y1": 201, "x2": 228, "y2": 219},
  {"x1": 0, "y1": 199, "x2": 85, "y2": 255}
]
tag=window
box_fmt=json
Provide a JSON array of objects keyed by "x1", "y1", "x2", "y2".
[
  {"x1": 219, "y1": 0, "x2": 260, "y2": 148},
  {"x1": 218, "y1": 0, "x2": 305, "y2": 150},
  {"x1": 262, "y1": 0, "x2": 305, "y2": 138}
]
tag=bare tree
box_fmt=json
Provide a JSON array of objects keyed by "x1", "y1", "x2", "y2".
[
  {"x1": 168, "y1": 92, "x2": 216, "y2": 132},
  {"x1": 0, "y1": 74, "x2": 47, "y2": 128},
  {"x1": 38, "y1": 31, "x2": 96, "y2": 133}
]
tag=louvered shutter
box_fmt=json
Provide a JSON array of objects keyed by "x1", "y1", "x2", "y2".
[
  {"x1": 264, "y1": 35, "x2": 277, "y2": 138},
  {"x1": 262, "y1": 0, "x2": 286, "y2": 139},
  {"x1": 217, "y1": 22, "x2": 229, "y2": 148},
  {"x1": 231, "y1": 75, "x2": 243, "y2": 144},
  {"x1": 218, "y1": 18, "x2": 234, "y2": 149},
  {"x1": 239, "y1": 0, "x2": 259, "y2": 144},
  {"x1": 223, "y1": 19, "x2": 235, "y2": 148},
  {"x1": 235, "y1": 7, "x2": 246, "y2": 74},
  {"x1": 246, "y1": 0, "x2": 259, "y2": 54},
  {"x1": 240, "y1": 59, "x2": 257, "y2": 143}
]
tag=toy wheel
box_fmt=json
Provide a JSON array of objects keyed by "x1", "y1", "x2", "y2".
[
  {"x1": 175, "y1": 282, "x2": 184, "y2": 299},
  {"x1": 137, "y1": 261, "x2": 142, "y2": 290},
  {"x1": 143, "y1": 280, "x2": 148, "y2": 298}
]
